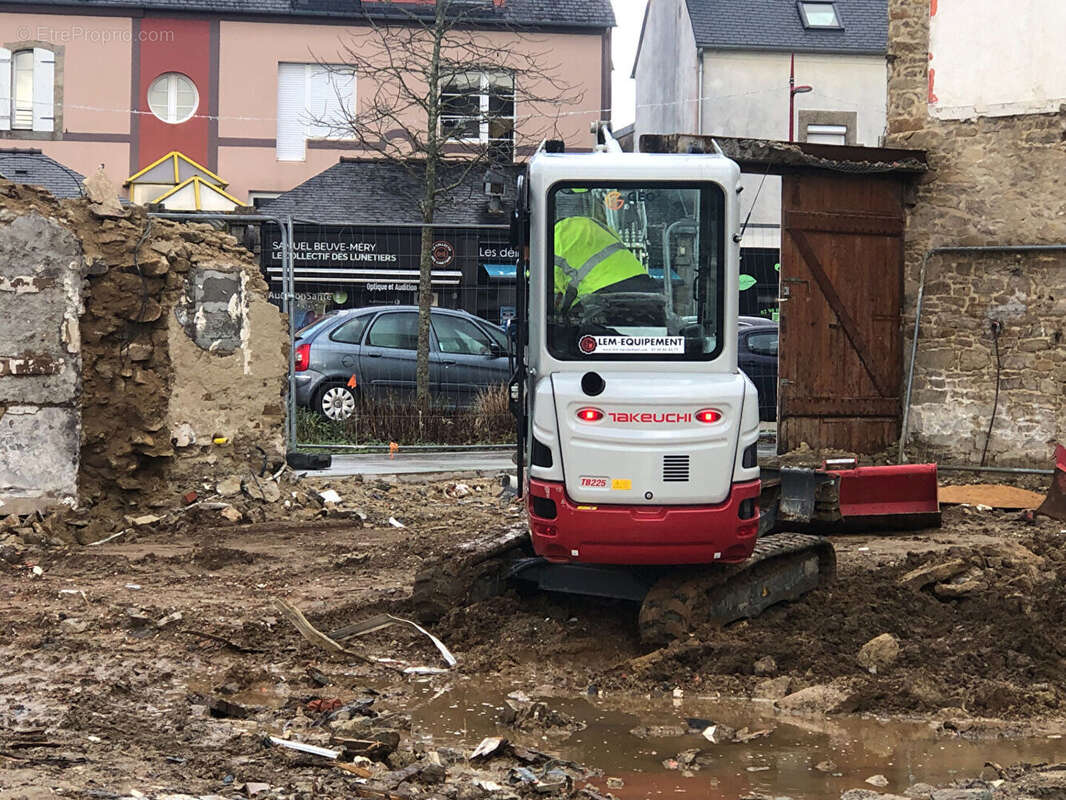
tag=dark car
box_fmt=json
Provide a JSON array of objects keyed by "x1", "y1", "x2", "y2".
[
  {"x1": 738, "y1": 320, "x2": 778, "y2": 422},
  {"x1": 294, "y1": 306, "x2": 511, "y2": 420}
]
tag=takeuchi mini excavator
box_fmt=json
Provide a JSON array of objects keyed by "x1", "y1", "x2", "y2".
[{"x1": 412, "y1": 126, "x2": 940, "y2": 644}]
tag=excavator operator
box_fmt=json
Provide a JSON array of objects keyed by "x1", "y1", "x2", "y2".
[{"x1": 553, "y1": 216, "x2": 660, "y2": 314}]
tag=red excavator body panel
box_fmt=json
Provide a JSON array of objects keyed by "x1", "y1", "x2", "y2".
[{"x1": 527, "y1": 477, "x2": 761, "y2": 565}]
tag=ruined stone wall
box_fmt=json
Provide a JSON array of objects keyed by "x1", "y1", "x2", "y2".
[
  {"x1": 886, "y1": 0, "x2": 1066, "y2": 465},
  {"x1": 0, "y1": 181, "x2": 287, "y2": 519},
  {"x1": 0, "y1": 190, "x2": 83, "y2": 515}
]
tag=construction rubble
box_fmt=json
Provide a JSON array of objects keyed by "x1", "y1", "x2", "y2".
[
  {"x1": 2, "y1": 180, "x2": 1065, "y2": 799},
  {"x1": 2, "y1": 467, "x2": 1066, "y2": 797}
]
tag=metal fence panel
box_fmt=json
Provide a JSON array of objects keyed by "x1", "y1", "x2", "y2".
[
  {"x1": 267, "y1": 221, "x2": 516, "y2": 450},
  {"x1": 273, "y1": 226, "x2": 782, "y2": 450}
]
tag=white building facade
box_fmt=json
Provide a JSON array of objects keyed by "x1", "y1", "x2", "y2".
[{"x1": 633, "y1": 0, "x2": 888, "y2": 252}]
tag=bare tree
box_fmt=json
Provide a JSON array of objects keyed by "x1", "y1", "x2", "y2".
[{"x1": 312, "y1": 0, "x2": 580, "y2": 419}]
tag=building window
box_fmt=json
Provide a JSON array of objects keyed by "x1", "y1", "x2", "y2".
[
  {"x1": 248, "y1": 191, "x2": 281, "y2": 208},
  {"x1": 148, "y1": 73, "x2": 198, "y2": 124},
  {"x1": 0, "y1": 47, "x2": 55, "y2": 132},
  {"x1": 805, "y1": 124, "x2": 847, "y2": 145},
  {"x1": 798, "y1": 110, "x2": 857, "y2": 145},
  {"x1": 277, "y1": 63, "x2": 356, "y2": 162},
  {"x1": 440, "y1": 70, "x2": 514, "y2": 157},
  {"x1": 798, "y1": 2, "x2": 843, "y2": 29}
]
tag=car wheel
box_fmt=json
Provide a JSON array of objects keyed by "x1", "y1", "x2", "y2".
[{"x1": 316, "y1": 383, "x2": 358, "y2": 421}]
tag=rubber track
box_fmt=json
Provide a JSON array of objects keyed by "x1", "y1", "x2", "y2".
[
  {"x1": 637, "y1": 533, "x2": 836, "y2": 647},
  {"x1": 411, "y1": 524, "x2": 531, "y2": 623}
]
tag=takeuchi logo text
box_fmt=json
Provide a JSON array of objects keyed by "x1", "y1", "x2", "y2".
[{"x1": 609, "y1": 412, "x2": 693, "y2": 423}]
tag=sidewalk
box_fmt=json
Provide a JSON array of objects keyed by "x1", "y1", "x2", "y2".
[
  {"x1": 307, "y1": 441, "x2": 778, "y2": 478},
  {"x1": 311, "y1": 449, "x2": 514, "y2": 477}
]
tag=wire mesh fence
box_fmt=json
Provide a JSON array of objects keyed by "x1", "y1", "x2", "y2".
[
  {"x1": 266, "y1": 221, "x2": 517, "y2": 449},
  {"x1": 268, "y1": 222, "x2": 782, "y2": 450}
]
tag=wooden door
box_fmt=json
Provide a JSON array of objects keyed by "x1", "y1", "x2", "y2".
[{"x1": 778, "y1": 173, "x2": 905, "y2": 454}]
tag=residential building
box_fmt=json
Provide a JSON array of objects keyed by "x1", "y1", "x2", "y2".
[
  {"x1": 632, "y1": 0, "x2": 887, "y2": 258},
  {"x1": 0, "y1": 0, "x2": 614, "y2": 202},
  {"x1": 886, "y1": 0, "x2": 1066, "y2": 466}
]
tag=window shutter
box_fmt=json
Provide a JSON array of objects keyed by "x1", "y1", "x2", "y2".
[
  {"x1": 307, "y1": 66, "x2": 354, "y2": 139},
  {"x1": 0, "y1": 49, "x2": 11, "y2": 132},
  {"x1": 277, "y1": 63, "x2": 308, "y2": 161},
  {"x1": 32, "y1": 47, "x2": 55, "y2": 132}
]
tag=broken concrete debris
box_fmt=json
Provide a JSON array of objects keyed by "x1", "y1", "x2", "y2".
[
  {"x1": 776, "y1": 681, "x2": 861, "y2": 715},
  {"x1": 857, "y1": 633, "x2": 901, "y2": 674},
  {"x1": 899, "y1": 559, "x2": 968, "y2": 590},
  {"x1": 753, "y1": 655, "x2": 778, "y2": 676}
]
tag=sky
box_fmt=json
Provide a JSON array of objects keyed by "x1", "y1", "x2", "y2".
[{"x1": 610, "y1": 0, "x2": 648, "y2": 129}]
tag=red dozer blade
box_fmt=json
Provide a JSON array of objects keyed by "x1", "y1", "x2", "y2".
[
  {"x1": 823, "y1": 460, "x2": 941, "y2": 530},
  {"x1": 1036, "y1": 445, "x2": 1066, "y2": 522}
]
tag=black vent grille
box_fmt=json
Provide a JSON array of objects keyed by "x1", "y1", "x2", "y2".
[{"x1": 662, "y1": 454, "x2": 690, "y2": 482}]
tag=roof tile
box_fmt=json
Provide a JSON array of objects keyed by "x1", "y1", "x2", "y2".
[
  {"x1": 0, "y1": 149, "x2": 84, "y2": 198},
  {"x1": 19, "y1": 0, "x2": 614, "y2": 28},
  {"x1": 686, "y1": 0, "x2": 886, "y2": 54},
  {"x1": 260, "y1": 158, "x2": 520, "y2": 226}
]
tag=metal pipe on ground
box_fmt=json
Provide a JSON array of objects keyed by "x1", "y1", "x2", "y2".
[
  {"x1": 938, "y1": 464, "x2": 1054, "y2": 476},
  {"x1": 898, "y1": 244, "x2": 1066, "y2": 465},
  {"x1": 298, "y1": 443, "x2": 512, "y2": 451}
]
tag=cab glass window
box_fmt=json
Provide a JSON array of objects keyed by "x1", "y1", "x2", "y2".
[{"x1": 547, "y1": 182, "x2": 725, "y2": 362}]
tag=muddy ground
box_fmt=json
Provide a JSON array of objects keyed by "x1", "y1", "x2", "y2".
[{"x1": 2, "y1": 471, "x2": 1065, "y2": 798}]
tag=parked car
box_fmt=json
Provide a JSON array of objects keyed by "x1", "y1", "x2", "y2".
[
  {"x1": 738, "y1": 320, "x2": 778, "y2": 422},
  {"x1": 294, "y1": 306, "x2": 511, "y2": 420}
]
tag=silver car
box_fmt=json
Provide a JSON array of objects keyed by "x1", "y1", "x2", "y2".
[{"x1": 294, "y1": 306, "x2": 511, "y2": 420}]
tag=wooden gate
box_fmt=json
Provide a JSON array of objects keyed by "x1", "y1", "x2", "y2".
[{"x1": 778, "y1": 173, "x2": 906, "y2": 454}]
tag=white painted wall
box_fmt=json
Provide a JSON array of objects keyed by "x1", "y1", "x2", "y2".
[
  {"x1": 930, "y1": 0, "x2": 1066, "y2": 120},
  {"x1": 702, "y1": 49, "x2": 887, "y2": 243},
  {"x1": 632, "y1": 0, "x2": 698, "y2": 148}
]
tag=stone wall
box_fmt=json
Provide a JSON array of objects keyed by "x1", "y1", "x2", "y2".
[
  {"x1": 0, "y1": 204, "x2": 83, "y2": 515},
  {"x1": 886, "y1": 0, "x2": 1066, "y2": 465},
  {"x1": 0, "y1": 180, "x2": 287, "y2": 519}
]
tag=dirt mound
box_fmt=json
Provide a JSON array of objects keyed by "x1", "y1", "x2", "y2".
[
  {"x1": 190, "y1": 545, "x2": 257, "y2": 570},
  {"x1": 591, "y1": 527, "x2": 1066, "y2": 718}
]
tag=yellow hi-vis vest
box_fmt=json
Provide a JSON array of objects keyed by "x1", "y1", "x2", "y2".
[{"x1": 553, "y1": 217, "x2": 646, "y2": 309}]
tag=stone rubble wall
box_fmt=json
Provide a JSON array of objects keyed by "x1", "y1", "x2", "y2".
[
  {"x1": 0, "y1": 181, "x2": 288, "y2": 517},
  {"x1": 0, "y1": 196, "x2": 84, "y2": 515},
  {"x1": 886, "y1": 0, "x2": 1066, "y2": 465}
]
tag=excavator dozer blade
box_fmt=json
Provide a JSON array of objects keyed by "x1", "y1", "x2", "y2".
[
  {"x1": 637, "y1": 533, "x2": 836, "y2": 647},
  {"x1": 824, "y1": 462, "x2": 941, "y2": 531},
  {"x1": 1036, "y1": 445, "x2": 1066, "y2": 522}
]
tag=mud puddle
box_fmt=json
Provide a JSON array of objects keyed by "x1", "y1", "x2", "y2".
[{"x1": 409, "y1": 681, "x2": 1066, "y2": 799}]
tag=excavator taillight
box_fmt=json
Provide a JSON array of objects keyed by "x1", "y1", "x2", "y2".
[
  {"x1": 576, "y1": 407, "x2": 604, "y2": 422},
  {"x1": 695, "y1": 408, "x2": 722, "y2": 423}
]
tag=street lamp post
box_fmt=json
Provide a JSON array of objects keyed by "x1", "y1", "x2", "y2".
[{"x1": 789, "y1": 53, "x2": 813, "y2": 142}]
